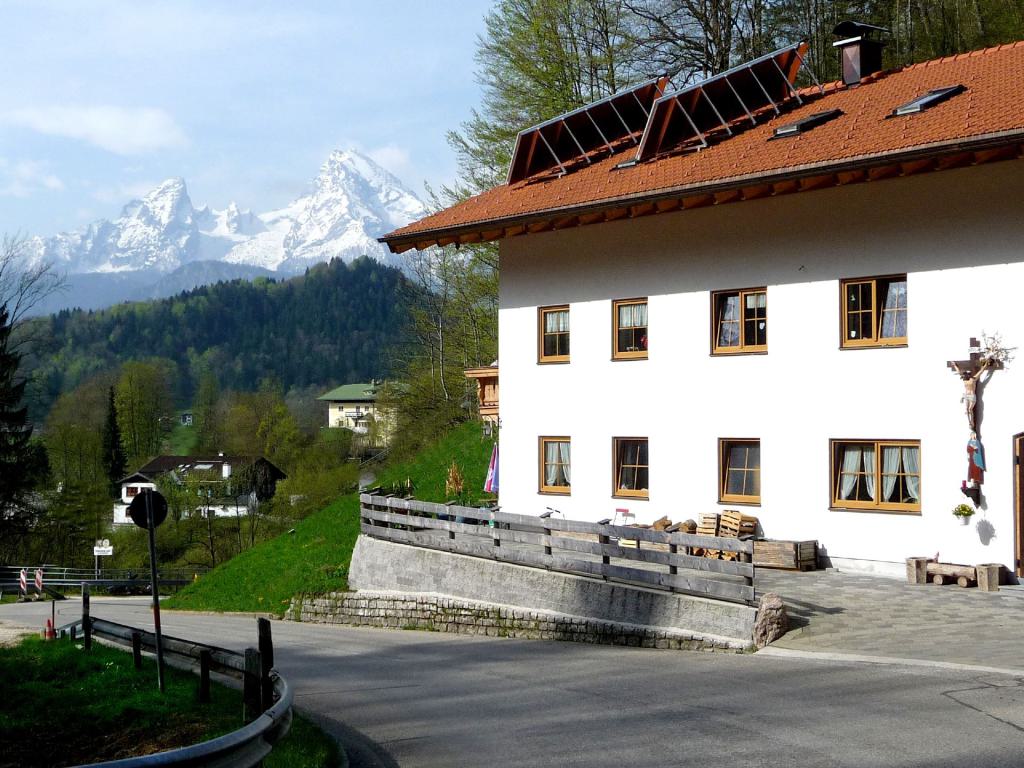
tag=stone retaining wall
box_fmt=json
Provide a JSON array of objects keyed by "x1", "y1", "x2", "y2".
[{"x1": 286, "y1": 590, "x2": 749, "y2": 652}]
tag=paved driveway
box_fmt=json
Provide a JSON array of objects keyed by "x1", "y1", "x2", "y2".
[
  {"x1": 758, "y1": 569, "x2": 1024, "y2": 670},
  {"x1": 3, "y1": 598, "x2": 1024, "y2": 768}
]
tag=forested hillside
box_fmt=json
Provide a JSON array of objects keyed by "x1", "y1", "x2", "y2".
[{"x1": 24, "y1": 256, "x2": 410, "y2": 417}]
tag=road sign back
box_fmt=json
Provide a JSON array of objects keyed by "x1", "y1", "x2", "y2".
[{"x1": 128, "y1": 489, "x2": 168, "y2": 529}]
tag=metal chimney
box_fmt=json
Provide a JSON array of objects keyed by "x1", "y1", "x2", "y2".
[{"x1": 833, "y1": 21, "x2": 888, "y2": 86}]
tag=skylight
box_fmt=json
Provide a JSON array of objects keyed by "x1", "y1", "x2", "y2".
[
  {"x1": 891, "y1": 85, "x2": 966, "y2": 117},
  {"x1": 771, "y1": 109, "x2": 843, "y2": 139}
]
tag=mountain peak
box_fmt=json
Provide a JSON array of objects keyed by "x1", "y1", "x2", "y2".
[{"x1": 29, "y1": 148, "x2": 427, "y2": 290}]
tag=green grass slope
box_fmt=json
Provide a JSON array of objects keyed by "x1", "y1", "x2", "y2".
[{"x1": 164, "y1": 421, "x2": 496, "y2": 615}]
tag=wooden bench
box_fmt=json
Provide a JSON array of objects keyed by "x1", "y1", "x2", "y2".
[{"x1": 925, "y1": 562, "x2": 976, "y2": 588}]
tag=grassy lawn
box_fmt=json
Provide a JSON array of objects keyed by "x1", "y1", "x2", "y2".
[
  {"x1": 0, "y1": 635, "x2": 339, "y2": 768},
  {"x1": 164, "y1": 421, "x2": 495, "y2": 615},
  {"x1": 165, "y1": 418, "x2": 197, "y2": 454}
]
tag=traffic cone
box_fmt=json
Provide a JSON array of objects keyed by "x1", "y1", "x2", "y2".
[{"x1": 44, "y1": 619, "x2": 55, "y2": 641}]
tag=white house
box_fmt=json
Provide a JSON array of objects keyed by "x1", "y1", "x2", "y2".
[
  {"x1": 318, "y1": 381, "x2": 399, "y2": 446},
  {"x1": 382, "y1": 33, "x2": 1024, "y2": 579},
  {"x1": 113, "y1": 455, "x2": 286, "y2": 525}
]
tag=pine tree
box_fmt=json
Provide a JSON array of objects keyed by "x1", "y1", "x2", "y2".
[
  {"x1": 101, "y1": 385, "x2": 127, "y2": 492},
  {"x1": 0, "y1": 303, "x2": 37, "y2": 523}
]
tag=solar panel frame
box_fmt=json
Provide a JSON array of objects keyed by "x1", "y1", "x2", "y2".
[
  {"x1": 635, "y1": 42, "x2": 811, "y2": 162},
  {"x1": 506, "y1": 75, "x2": 672, "y2": 184}
]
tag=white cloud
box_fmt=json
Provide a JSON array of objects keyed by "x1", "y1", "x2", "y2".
[
  {"x1": 0, "y1": 158, "x2": 65, "y2": 197},
  {"x1": 90, "y1": 180, "x2": 162, "y2": 205},
  {"x1": 365, "y1": 144, "x2": 413, "y2": 177},
  {"x1": 6, "y1": 105, "x2": 187, "y2": 155}
]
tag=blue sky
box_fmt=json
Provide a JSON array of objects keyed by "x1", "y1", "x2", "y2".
[{"x1": 0, "y1": 1, "x2": 491, "y2": 235}]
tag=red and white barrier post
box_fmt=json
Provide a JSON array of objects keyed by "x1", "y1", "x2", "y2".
[
  {"x1": 18, "y1": 568, "x2": 27, "y2": 600},
  {"x1": 34, "y1": 568, "x2": 43, "y2": 598}
]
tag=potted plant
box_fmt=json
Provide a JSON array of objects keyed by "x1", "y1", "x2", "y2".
[{"x1": 952, "y1": 503, "x2": 975, "y2": 526}]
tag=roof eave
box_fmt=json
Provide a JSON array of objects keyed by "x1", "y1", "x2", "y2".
[{"x1": 380, "y1": 129, "x2": 1024, "y2": 253}]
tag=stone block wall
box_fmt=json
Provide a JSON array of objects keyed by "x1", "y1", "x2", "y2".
[{"x1": 286, "y1": 590, "x2": 750, "y2": 652}]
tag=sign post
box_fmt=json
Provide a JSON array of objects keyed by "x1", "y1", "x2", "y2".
[
  {"x1": 128, "y1": 489, "x2": 168, "y2": 693},
  {"x1": 93, "y1": 539, "x2": 113, "y2": 580}
]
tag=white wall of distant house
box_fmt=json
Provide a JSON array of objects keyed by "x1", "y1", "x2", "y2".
[
  {"x1": 496, "y1": 160, "x2": 1024, "y2": 576},
  {"x1": 114, "y1": 501, "x2": 252, "y2": 526}
]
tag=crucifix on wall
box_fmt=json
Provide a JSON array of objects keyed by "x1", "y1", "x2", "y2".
[{"x1": 947, "y1": 336, "x2": 1008, "y2": 503}]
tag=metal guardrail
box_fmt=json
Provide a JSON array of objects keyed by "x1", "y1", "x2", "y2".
[
  {"x1": 0, "y1": 565, "x2": 205, "y2": 593},
  {"x1": 360, "y1": 493, "x2": 757, "y2": 604},
  {"x1": 56, "y1": 614, "x2": 292, "y2": 767}
]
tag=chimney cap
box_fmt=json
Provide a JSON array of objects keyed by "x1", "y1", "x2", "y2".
[{"x1": 833, "y1": 20, "x2": 889, "y2": 43}]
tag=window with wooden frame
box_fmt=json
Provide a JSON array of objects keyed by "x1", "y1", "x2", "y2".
[
  {"x1": 614, "y1": 437, "x2": 649, "y2": 498},
  {"x1": 539, "y1": 437, "x2": 571, "y2": 494},
  {"x1": 831, "y1": 440, "x2": 921, "y2": 513},
  {"x1": 712, "y1": 289, "x2": 767, "y2": 354},
  {"x1": 538, "y1": 305, "x2": 570, "y2": 363},
  {"x1": 841, "y1": 276, "x2": 907, "y2": 348},
  {"x1": 719, "y1": 439, "x2": 760, "y2": 504},
  {"x1": 612, "y1": 298, "x2": 648, "y2": 360}
]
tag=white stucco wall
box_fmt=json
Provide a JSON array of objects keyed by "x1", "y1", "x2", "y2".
[{"x1": 497, "y1": 160, "x2": 1024, "y2": 576}]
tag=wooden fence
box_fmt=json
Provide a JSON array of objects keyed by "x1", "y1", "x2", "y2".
[{"x1": 359, "y1": 494, "x2": 755, "y2": 605}]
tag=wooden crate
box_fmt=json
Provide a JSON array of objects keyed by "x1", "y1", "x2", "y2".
[
  {"x1": 718, "y1": 510, "x2": 758, "y2": 561},
  {"x1": 694, "y1": 513, "x2": 720, "y2": 558},
  {"x1": 753, "y1": 540, "x2": 818, "y2": 571}
]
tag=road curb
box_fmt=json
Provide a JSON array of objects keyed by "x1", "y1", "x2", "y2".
[{"x1": 758, "y1": 645, "x2": 1024, "y2": 677}]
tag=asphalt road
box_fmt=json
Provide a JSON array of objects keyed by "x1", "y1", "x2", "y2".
[{"x1": 3, "y1": 598, "x2": 1023, "y2": 768}]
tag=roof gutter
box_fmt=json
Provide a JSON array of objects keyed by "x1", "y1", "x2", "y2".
[{"x1": 380, "y1": 128, "x2": 1024, "y2": 252}]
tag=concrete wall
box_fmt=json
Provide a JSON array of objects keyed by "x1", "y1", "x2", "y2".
[
  {"x1": 348, "y1": 535, "x2": 757, "y2": 644},
  {"x1": 497, "y1": 161, "x2": 1024, "y2": 576}
]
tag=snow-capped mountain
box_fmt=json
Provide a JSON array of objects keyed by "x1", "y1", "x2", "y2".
[{"x1": 26, "y1": 149, "x2": 427, "y2": 311}]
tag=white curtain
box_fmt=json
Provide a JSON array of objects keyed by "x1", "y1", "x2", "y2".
[
  {"x1": 903, "y1": 446, "x2": 921, "y2": 501},
  {"x1": 881, "y1": 446, "x2": 901, "y2": 501},
  {"x1": 718, "y1": 296, "x2": 740, "y2": 346},
  {"x1": 881, "y1": 281, "x2": 907, "y2": 338},
  {"x1": 545, "y1": 310, "x2": 568, "y2": 333},
  {"x1": 863, "y1": 445, "x2": 876, "y2": 499},
  {"x1": 745, "y1": 293, "x2": 767, "y2": 312},
  {"x1": 619, "y1": 303, "x2": 646, "y2": 328},
  {"x1": 558, "y1": 441, "x2": 571, "y2": 484},
  {"x1": 839, "y1": 446, "x2": 861, "y2": 499},
  {"x1": 545, "y1": 441, "x2": 560, "y2": 486}
]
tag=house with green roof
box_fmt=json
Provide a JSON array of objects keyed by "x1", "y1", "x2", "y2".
[{"x1": 318, "y1": 380, "x2": 399, "y2": 447}]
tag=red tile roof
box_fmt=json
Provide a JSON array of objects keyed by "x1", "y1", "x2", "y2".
[{"x1": 383, "y1": 42, "x2": 1024, "y2": 252}]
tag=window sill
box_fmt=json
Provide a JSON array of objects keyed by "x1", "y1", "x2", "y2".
[
  {"x1": 613, "y1": 492, "x2": 649, "y2": 501},
  {"x1": 537, "y1": 358, "x2": 570, "y2": 365},
  {"x1": 718, "y1": 498, "x2": 761, "y2": 507},
  {"x1": 611, "y1": 354, "x2": 648, "y2": 362},
  {"x1": 839, "y1": 341, "x2": 908, "y2": 350},
  {"x1": 711, "y1": 349, "x2": 768, "y2": 357},
  {"x1": 829, "y1": 505, "x2": 921, "y2": 516},
  {"x1": 539, "y1": 488, "x2": 571, "y2": 496}
]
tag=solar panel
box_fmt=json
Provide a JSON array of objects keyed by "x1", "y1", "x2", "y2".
[
  {"x1": 506, "y1": 75, "x2": 672, "y2": 184},
  {"x1": 634, "y1": 42, "x2": 815, "y2": 162}
]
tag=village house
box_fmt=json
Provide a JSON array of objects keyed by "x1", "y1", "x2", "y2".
[
  {"x1": 318, "y1": 381, "x2": 399, "y2": 447},
  {"x1": 382, "y1": 28, "x2": 1024, "y2": 578},
  {"x1": 113, "y1": 454, "x2": 286, "y2": 525}
]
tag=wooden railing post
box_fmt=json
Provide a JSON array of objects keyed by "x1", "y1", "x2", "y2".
[
  {"x1": 243, "y1": 647, "x2": 262, "y2": 722},
  {"x1": 543, "y1": 524, "x2": 552, "y2": 558},
  {"x1": 257, "y1": 618, "x2": 274, "y2": 710},
  {"x1": 198, "y1": 650, "x2": 211, "y2": 703},
  {"x1": 131, "y1": 631, "x2": 143, "y2": 669},
  {"x1": 81, "y1": 583, "x2": 91, "y2": 651},
  {"x1": 490, "y1": 511, "x2": 500, "y2": 549},
  {"x1": 668, "y1": 543, "x2": 678, "y2": 593},
  {"x1": 740, "y1": 549, "x2": 754, "y2": 588}
]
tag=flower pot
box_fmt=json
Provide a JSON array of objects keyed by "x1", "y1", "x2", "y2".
[{"x1": 959, "y1": 516, "x2": 971, "y2": 526}]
